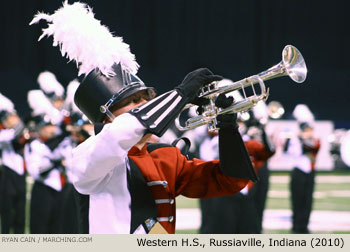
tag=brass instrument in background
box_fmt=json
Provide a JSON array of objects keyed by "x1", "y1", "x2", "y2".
[
  {"x1": 235, "y1": 100, "x2": 285, "y2": 126},
  {"x1": 267, "y1": 101, "x2": 285, "y2": 120},
  {"x1": 175, "y1": 45, "x2": 307, "y2": 132}
]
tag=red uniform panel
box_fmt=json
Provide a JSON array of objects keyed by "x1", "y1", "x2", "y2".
[
  {"x1": 244, "y1": 139, "x2": 274, "y2": 190},
  {"x1": 128, "y1": 143, "x2": 249, "y2": 234}
]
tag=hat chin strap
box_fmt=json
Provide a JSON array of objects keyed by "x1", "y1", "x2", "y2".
[
  {"x1": 105, "y1": 109, "x2": 116, "y2": 122},
  {"x1": 99, "y1": 96, "x2": 116, "y2": 122}
]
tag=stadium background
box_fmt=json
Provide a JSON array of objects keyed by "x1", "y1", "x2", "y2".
[{"x1": 1, "y1": 0, "x2": 349, "y2": 126}]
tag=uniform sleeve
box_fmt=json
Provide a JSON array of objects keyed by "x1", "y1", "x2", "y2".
[
  {"x1": 245, "y1": 139, "x2": 275, "y2": 161},
  {"x1": 302, "y1": 138, "x2": 321, "y2": 153},
  {"x1": 52, "y1": 137, "x2": 73, "y2": 161},
  {"x1": 24, "y1": 141, "x2": 53, "y2": 180},
  {"x1": 0, "y1": 129, "x2": 15, "y2": 145},
  {"x1": 285, "y1": 137, "x2": 303, "y2": 157},
  {"x1": 71, "y1": 113, "x2": 146, "y2": 194},
  {"x1": 174, "y1": 147, "x2": 248, "y2": 198}
]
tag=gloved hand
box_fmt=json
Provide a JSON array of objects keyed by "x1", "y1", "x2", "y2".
[
  {"x1": 175, "y1": 68, "x2": 223, "y2": 104},
  {"x1": 215, "y1": 94, "x2": 238, "y2": 130},
  {"x1": 195, "y1": 92, "x2": 234, "y2": 115}
]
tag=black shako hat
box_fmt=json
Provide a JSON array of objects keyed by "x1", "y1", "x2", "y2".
[
  {"x1": 299, "y1": 122, "x2": 313, "y2": 131},
  {"x1": 75, "y1": 64, "x2": 156, "y2": 123},
  {"x1": 0, "y1": 110, "x2": 12, "y2": 123},
  {"x1": 0, "y1": 92, "x2": 16, "y2": 123}
]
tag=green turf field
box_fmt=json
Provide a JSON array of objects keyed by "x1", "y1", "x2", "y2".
[{"x1": 175, "y1": 171, "x2": 350, "y2": 234}]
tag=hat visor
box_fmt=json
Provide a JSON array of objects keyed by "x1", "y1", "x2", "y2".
[{"x1": 112, "y1": 86, "x2": 156, "y2": 106}]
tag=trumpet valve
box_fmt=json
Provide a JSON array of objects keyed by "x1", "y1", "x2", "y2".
[
  {"x1": 199, "y1": 81, "x2": 219, "y2": 97},
  {"x1": 203, "y1": 98, "x2": 220, "y2": 132},
  {"x1": 249, "y1": 96, "x2": 259, "y2": 105},
  {"x1": 263, "y1": 87, "x2": 270, "y2": 101},
  {"x1": 207, "y1": 119, "x2": 218, "y2": 132}
]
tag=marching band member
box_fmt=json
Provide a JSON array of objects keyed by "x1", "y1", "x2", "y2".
[
  {"x1": 24, "y1": 89, "x2": 71, "y2": 233},
  {"x1": 245, "y1": 101, "x2": 276, "y2": 233},
  {"x1": 63, "y1": 79, "x2": 92, "y2": 234},
  {"x1": 30, "y1": 1, "x2": 256, "y2": 234},
  {"x1": 0, "y1": 93, "x2": 27, "y2": 234},
  {"x1": 69, "y1": 112, "x2": 92, "y2": 234},
  {"x1": 37, "y1": 71, "x2": 66, "y2": 114},
  {"x1": 36, "y1": 72, "x2": 79, "y2": 233},
  {"x1": 199, "y1": 98, "x2": 274, "y2": 234},
  {"x1": 240, "y1": 112, "x2": 275, "y2": 233},
  {"x1": 284, "y1": 104, "x2": 320, "y2": 233}
]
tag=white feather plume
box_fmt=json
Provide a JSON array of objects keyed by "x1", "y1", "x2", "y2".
[
  {"x1": 30, "y1": 1, "x2": 139, "y2": 77},
  {"x1": 27, "y1": 90, "x2": 63, "y2": 124},
  {"x1": 37, "y1": 71, "x2": 65, "y2": 97},
  {"x1": 293, "y1": 104, "x2": 315, "y2": 123},
  {"x1": 64, "y1": 79, "x2": 81, "y2": 113},
  {"x1": 0, "y1": 92, "x2": 15, "y2": 113}
]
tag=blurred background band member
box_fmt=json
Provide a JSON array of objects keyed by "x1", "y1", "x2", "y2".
[
  {"x1": 284, "y1": 104, "x2": 321, "y2": 234},
  {"x1": 37, "y1": 71, "x2": 66, "y2": 114},
  {"x1": 244, "y1": 102, "x2": 276, "y2": 233},
  {"x1": 0, "y1": 93, "x2": 27, "y2": 234},
  {"x1": 69, "y1": 114, "x2": 93, "y2": 234},
  {"x1": 36, "y1": 72, "x2": 80, "y2": 233},
  {"x1": 199, "y1": 93, "x2": 275, "y2": 234},
  {"x1": 24, "y1": 87, "x2": 72, "y2": 234},
  {"x1": 64, "y1": 79, "x2": 93, "y2": 234}
]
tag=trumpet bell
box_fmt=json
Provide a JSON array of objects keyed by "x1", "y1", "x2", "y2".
[{"x1": 282, "y1": 45, "x2": 307, "y2": 83}]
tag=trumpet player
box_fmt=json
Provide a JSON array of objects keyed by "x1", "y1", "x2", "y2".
[
  {"x1": 0, "y1": 93, "x2": 27, "y2": 234},
  {"x1": 30, "y1": 1, "x2": 256, "y2": 234},
  {"x1": 284, "y1": 104, "x2": 321, "y2": 234}
]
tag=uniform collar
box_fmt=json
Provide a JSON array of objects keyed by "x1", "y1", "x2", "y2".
[{"x1": 128, "y1": 143, "x2": 148, "y2": 156}]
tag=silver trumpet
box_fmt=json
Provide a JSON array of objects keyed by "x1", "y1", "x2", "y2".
[{"x1": 175, "y1": 45, "x2": 307, "y2": 132}]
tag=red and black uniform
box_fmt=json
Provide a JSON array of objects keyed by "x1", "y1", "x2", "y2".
[
  {"x1": 72, "y1": 111, "x2": 255, "y2": 234},
  {"x1": 244, "y1": 138, "x2": 274, "y2": 190},
  {"x1": 129, "y1": 143, "x2": 248, "y2": 234}
]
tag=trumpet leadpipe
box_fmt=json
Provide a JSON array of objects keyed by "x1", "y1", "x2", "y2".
[{"x1": 198, "y1": 75, "x2": 265, "y2": 99}]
